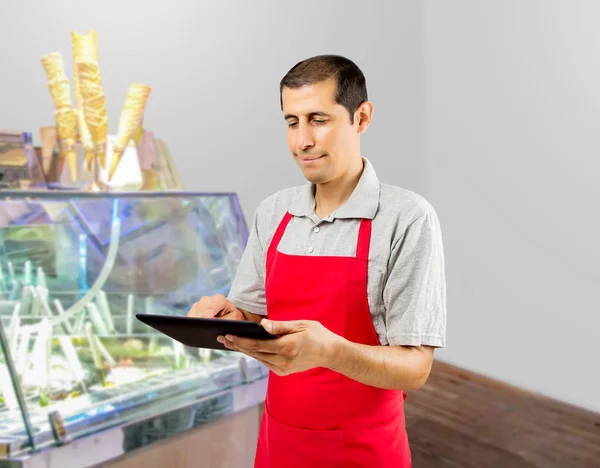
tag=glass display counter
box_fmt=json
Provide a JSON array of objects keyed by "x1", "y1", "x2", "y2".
[{"x1": 0, "y1": 190, "x2": 267, "y2": 467}]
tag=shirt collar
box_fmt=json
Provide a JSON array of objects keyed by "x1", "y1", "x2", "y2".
[{"x1": 289, "y1": 157, "x2": 380, "y2": 220}]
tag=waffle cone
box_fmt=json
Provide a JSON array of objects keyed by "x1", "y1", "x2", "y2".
[
  {"x1": 75, "y1": 108, "x2": 95, "y2": 171},
  {"x1": 40, "y1": 126, "x2": 57, "y2": 156},
  {"x1": 47, "y1": 78, "x2": 72, "y2": 109},
  {"x1": 71, "y1": 30, "x2": 99, "y2": 64},
  {"x1": 54, "y1": 108, "x2": 78, "y2": 181},
  {"x1": 74, "y1": 88, "x2": 95, "y2": 170},
  {"x1": 109, "y1": 83, "x2": 151, "y2": 179},
  {"x1": 39, "y1": 126, "x2": 57, "y2": 175},
  {"x1": 76, "y1": 61, "x2": 108, "y2": 169},
  {"x1": 72, "y1": 31, "x2": 99, "y2": 170},
  {"x1": 41, "y1": 53, "x2": 66, "y2": 82}
]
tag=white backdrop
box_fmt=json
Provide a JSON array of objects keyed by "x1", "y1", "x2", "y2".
[{"x1": 1, "y1": 0, "x2": 598, "y2": 412}]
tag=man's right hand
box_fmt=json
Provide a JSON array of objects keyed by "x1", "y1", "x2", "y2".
[{"x1": 187, "y1": 294, "x2": 245, "y2": 321}]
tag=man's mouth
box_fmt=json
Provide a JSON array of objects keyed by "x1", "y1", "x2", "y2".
[{"x1": 299, "y1": 155, "x2": 325, "y2": 162}]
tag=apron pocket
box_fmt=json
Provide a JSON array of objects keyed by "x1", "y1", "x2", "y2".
[{"x1": 257, "y1": 403, "x2": 345, "y2": 468}]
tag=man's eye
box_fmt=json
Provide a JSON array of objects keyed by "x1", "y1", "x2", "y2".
[
  {"x1": 288, "y1": 122, "x2": 298, "y2": 128},
  {"x1": 313, "y1": 120, "x2": 326, "y2": 125}
]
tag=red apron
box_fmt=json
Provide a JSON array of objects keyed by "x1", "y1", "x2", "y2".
[{"x1": 254, "y1": 212, "x2": 412, "y2": 468}]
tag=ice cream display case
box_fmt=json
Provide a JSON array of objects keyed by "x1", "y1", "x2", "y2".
[{"x1": 0, "y1": 190, "x2": 268, "y2": 467}]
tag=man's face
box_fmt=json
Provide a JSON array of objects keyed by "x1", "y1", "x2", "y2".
[{"x1": 281, "y1": 78, "x2": 370, "y2": 185}]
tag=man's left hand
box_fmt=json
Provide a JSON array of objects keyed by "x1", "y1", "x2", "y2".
[{"x1": 217, "y1": 319, "x2": 341, "y2": 376}]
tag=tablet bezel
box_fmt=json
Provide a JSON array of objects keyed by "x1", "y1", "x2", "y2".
[{"x1": 135, "y1": 313, "x2": 276, "y2": 351}]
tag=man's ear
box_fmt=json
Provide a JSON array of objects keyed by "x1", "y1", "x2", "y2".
[{"x1": 355, "y1": 101, "x2": 373, "y2": 134}]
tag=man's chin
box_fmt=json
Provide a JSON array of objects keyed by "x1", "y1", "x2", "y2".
[
  {"x1": 301, "y1": 170, "x2": 328, "y2": 185},
  {"x1": 295, "y1": 158, "x2": 329, "y2": 183}
]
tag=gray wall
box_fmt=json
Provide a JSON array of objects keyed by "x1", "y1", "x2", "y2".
[
  {"x1": 1, "y1": 1, "x2": 598, "y2": 414},
  {"x1": 424, "y1": 0, "x2": 599, "y2": 413},
  {"x1": 0, "y1": 0, "x2": 426, "y2": 218}
]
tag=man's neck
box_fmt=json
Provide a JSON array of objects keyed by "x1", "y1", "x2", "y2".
[{"x1": 314, "y1": 157, "x2": 364, "y2": 219}]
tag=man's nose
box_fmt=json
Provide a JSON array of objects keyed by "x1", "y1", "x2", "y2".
[{"x1": 296, "y1": 123, "x2": 315, "y2": 151}]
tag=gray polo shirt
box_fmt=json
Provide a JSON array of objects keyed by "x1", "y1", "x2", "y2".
[{"x1": 227, "y1": 158, "x2": 447, "y2": 348}]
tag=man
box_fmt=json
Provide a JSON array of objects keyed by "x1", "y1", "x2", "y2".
[{"x1": 188, "y1": 54, "x2": 447, "y2": 468}]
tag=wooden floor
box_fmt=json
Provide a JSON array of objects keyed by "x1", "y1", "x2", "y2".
[{"x1": 404, "y1": 360, "x2": 600, "y2": 468}]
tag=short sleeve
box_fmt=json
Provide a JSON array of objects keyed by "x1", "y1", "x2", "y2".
[
  {"x1": 383, "y1": 209, "x2": 447, "y2": 347},
  {"x1": 227, "y1": 207, "x2": 268, "y2": 315}
]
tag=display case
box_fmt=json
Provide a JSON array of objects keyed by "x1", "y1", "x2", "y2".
[{"x1": 0, "y1": 190, "x2": 267, "y2": 467}]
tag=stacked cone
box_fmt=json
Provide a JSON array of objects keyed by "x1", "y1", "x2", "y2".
[
  {"x1": 71, "y1": 30, "x2": 109, "y2": 172},
  {"x1": 40, "y1": 30, "x2": 152, "y2": 186},
  {"x1": 71, "y1": 30, "x2": 98, "y2": 171},
  {"x1": 109, "y1": 83, "x2": 152, "y2": 180},
  {"x1": 40, "y1": 53, "x2": 78, "y2": 180},
  {"x1": 76, "y1": 60, "x2": 109, "y2": 170}
]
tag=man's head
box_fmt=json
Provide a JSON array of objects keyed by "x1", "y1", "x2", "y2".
[{"x1": 280, "y1": 55, "x2": 373, "y2": 185}]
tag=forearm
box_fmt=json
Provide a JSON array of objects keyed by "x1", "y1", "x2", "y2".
[{"x1": 326, "y1": 338, "x2": 433, "y2": 391}]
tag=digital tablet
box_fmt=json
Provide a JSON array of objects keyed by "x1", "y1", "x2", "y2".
[{"x1": 135, "y1": 313, "x2": 276, "y2": 351}]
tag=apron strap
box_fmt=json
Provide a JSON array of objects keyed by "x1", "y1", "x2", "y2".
[
  {"x1": 270, "y1": 211, "x2": 294, "y2": 251},
  {"x1": 355, "y1": 219, "x2": 372, "y2": 260}
]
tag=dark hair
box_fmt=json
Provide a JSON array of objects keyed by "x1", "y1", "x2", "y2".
[{"x1": 279, "y1": 54, "x2": 368, "y2": 124}]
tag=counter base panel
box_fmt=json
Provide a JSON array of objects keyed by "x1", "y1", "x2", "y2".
[
  {"x1": 0, "y1": 378, "x2": 267, "y2": 468},
  {"x1": 105, "y1": 404, "x2": 262, "y2": 468}
]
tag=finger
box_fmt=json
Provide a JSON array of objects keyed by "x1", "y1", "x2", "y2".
[
  {"x1": 220, "y1": 335, "x2": 280, "y2": 354},
  {"x1": 212, "y1": 295, "x2": 240, "y2": 318},
  {"x1": 211, "y1": 295, "x2": 226, "y2": 312},
  {"x1": 261, "y1": 319, "x2": 303, "y2": 336},
  {"x1": 188, "y1": 295, "x2": 230, "y2": 318},
  {"x1": 187, "y1": 301, "x2": 205, "y2": 317},
  {"x1": 188, "y1": 302, "x2": 217, "y2": 318},
  {"x1": 222, "y1": 341, "x2": 285, "y2": 373},
  {"x1": 207, "y1": 295, "x2": 227, "y2": 317},
  {"x1": 187, "y1": 296, "x2": 212, "y2": 318}
]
